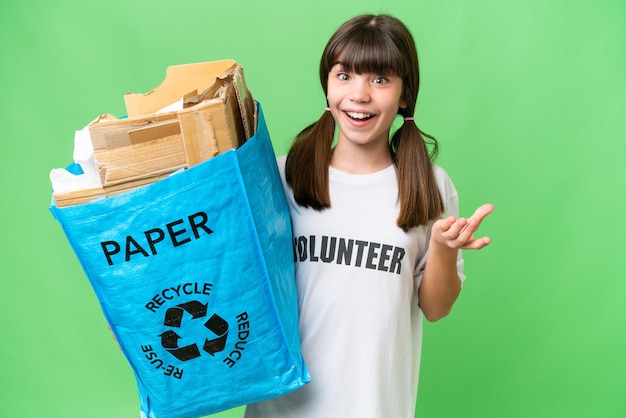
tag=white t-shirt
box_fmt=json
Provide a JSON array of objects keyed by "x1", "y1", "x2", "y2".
[{"x1": 245, "y1": 158, "x2": 464, "y2": 418}]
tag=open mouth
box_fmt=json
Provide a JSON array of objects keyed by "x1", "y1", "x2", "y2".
[{"x1": 345, "y1": 111, "x2": 375, "y2": 121}]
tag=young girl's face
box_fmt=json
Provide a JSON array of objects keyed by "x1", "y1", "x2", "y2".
[{"x1": 326, "y1": 62, "x2": 405, "y2": 150}]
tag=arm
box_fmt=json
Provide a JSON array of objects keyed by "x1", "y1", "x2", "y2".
[{"x1": 418, "y1": 203, "x2": 494, "y2": 322}]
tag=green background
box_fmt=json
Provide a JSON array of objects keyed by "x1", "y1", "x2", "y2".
[{"x1": 1, "y1": 0, "x2": 624, "y2": 417}]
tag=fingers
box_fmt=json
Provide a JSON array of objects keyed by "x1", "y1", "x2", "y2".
[
  {"x1": 458, "y1": 203, "x2": 493, "y2": 236},
  {"x1": 433, "y1": 216, "x2": 468, "y2": 250},
  {"x1": 462, "y1": 236, "x2": 491, "y2": 250},
  {"x1": 470, "y1": 203, "x2": 495, "y2": 224},
  {"x1": 457, "y1": 203, "x2": 494, "y2": 249},
  {"x1": 433, "y1": 204, "x2": 494, "y2": 250},
  {"x1": 437, "y1": 215, "x2": 464, "y2": 236}
]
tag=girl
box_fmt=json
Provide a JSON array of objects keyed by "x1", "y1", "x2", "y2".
[{"x1": 245, "y1": 13, "x2": 493, "y2": 418}]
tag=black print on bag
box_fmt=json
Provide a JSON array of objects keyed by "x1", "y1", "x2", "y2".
[
  {"x1": 140, "y1": 282, "x2": 252, "y2": 380},
  {"x1": 160, "y1": 301, "x2": 229, "y2": 361},
  {"x1": 100, "y1": 211, "x2": 214, "y2": 266}
]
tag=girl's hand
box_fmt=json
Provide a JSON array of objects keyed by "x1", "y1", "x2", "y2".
[{"x1": 431, "y1": 203, "x2": 494, "y2": 251}]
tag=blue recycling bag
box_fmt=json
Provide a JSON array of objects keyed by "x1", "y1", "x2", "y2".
[{"x1": 50, "y1": 103, "x2": 310, "y2": 418}]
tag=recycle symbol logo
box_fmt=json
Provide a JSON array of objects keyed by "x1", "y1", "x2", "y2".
[{"x1": 159, "y1": 300, "x2": 229, "y2": 361}]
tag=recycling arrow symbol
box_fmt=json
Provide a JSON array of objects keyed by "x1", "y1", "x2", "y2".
[{"x1": 159, "y1": 300, "x2": 229, "y2": 361}]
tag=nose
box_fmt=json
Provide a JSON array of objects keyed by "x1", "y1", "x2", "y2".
[{"x1": 349, "y1": 77, "x2": 370, "y2": 103}]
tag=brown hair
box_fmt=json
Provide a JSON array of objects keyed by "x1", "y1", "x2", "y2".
[{"x1": 285, "y1": 14, "x2": 444, "y2": 231}]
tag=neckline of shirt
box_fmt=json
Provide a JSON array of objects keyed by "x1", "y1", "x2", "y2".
[{"x1": 329, "y1": 164, "x2": 397, "y2": 185}]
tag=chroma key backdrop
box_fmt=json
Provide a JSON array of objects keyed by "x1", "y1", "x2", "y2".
[{"x1": 1, "y1": 0, "x2": 625, "y2": 417}]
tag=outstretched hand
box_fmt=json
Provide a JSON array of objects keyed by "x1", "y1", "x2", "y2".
[{"x1": 431, "y1": 203, "x2": 494, "y2": 250}]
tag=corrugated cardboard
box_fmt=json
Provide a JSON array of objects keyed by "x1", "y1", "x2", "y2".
[
  {"x1": 95, "y1": 133, "x2": 187, "y2": 186},
  {"x1": 89, "y1": 111, "x2": 181, "y2": 151},
  {"x1": 124, "y1": 59, "x2": 237, "y2": 117},
  {"x1": 52, "y1": 61, "x2": 256, "y2": 208},
  {"x1": 179, "y1": 88, "x2": 241, "y2": 166}
]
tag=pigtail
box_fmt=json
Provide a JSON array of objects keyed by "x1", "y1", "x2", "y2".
[
  {"x1": 391, "y1": 121, "x2": 444, "y2": 232},
  {"x1": 285, "y1": 110, "x2": 336, "y2": 209}
]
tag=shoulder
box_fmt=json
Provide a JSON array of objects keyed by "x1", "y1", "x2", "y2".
[
  {"x1": 276, "y1": 155, "x2": 286, "y2": 170},
  {"x1": 275, "y1": 155, "x2": 291, "y2": 194},
  {"x1": 276, "y1": 155, "x2": 287, "y2": 180},
  {"x1": 432, "y1": 165, "x2": 458, "y2": 199},
  {"x1": 432, "y1": 165, "x2": 459, "y2": 216}
]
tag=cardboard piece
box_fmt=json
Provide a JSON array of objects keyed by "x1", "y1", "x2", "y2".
[
  {"x1": 95, "y1": 133, "x2": 187, "y2": 186},
  {"x1": 123, "y1": 59, "x2": 237, "y2": 117},
  {"x1": 52, "y1": 60, "x2": 256, "y2": 208},
  {"x1": 89, "y1": 111, "x2": 180, "y2": 151}
]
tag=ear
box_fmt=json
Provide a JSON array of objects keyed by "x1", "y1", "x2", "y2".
[{"x1": 398, "y1": 93, "x2": 407, "y2": 109}]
